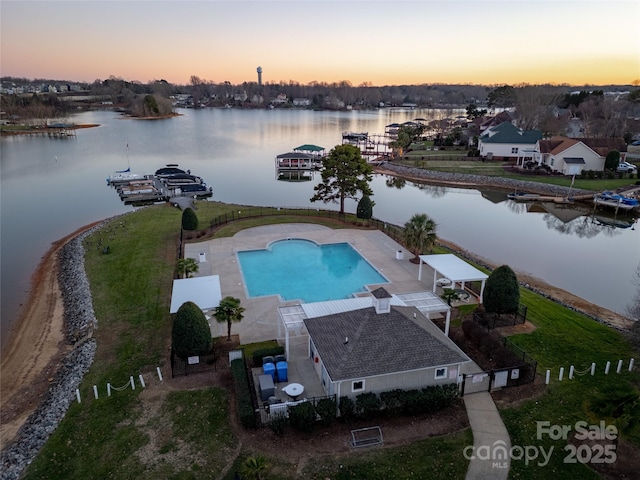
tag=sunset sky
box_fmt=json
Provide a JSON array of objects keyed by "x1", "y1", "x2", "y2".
[{"x1": 2, "y1": 0, "x2": 639, "y2": 86}]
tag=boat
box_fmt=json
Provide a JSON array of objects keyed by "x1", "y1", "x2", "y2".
[
  {"x1": 593, "y1": 191, "x2": 640, "y2": 211},
  {"x1": 507, "y1": 191, "x2": 541, "y2": 202},
  {"x1": 106, "y1": 167, "x2": 142, "y2": 185}
]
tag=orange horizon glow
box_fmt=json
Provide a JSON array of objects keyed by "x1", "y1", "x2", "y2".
[{"x1": 2, "y1": 1, "x2": 639, "y2": 88}]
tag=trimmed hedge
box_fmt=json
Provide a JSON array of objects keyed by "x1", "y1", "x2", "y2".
[
  {"x1": 230, "y1": 358, "x2": 256, "y2": 428},
  {"x1": 252, "y1": 346, "x2": 285, "y2": 366}
]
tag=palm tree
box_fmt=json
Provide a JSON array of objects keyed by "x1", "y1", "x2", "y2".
[
  {"x1": 176, "y1": 257, "x2": 199, "y2": 278},
  {"x1": 213, "y1": 296, "x2": 245, "y2": 341},
  {"x1": 403, "y1": 213, "x2": 437, "y2": 263},
  {"x1": 240, "y1": 455, "x2": 270, "y2": 480}
]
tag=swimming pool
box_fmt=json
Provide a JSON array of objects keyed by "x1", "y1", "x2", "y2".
[{"x1": 237, "y1": 239, "x2": 388, "y2": 302}]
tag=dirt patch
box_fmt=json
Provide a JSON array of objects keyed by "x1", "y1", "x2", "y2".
[{"x1": 568, "y1": 435, "x2": 640, "y2": 480}]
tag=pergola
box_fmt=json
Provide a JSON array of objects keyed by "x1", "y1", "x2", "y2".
[
  {"x1": 170, "y1": 275, "x2": 222, "y2": 314},
  {"x1": 418, "y1": 254, "x2": 488, "y2": 303}
]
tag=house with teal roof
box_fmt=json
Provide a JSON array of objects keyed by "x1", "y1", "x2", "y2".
[{"x1": 478, "y1": 121, "x2": 543, "y2": 161}]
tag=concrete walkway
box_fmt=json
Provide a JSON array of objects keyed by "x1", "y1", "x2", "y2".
[{"x1": 463, "y1": 391, "x2": 511, "y2": 479}]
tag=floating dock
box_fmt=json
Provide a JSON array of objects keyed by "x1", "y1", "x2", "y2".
[{"x1": 108, "y1": 165, "x2": 212, "y2": 205}]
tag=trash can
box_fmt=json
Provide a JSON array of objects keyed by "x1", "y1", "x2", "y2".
[
  {"x1": 263, "y1": 362, "x2": 276, "y2": 381},
  {"x1": 396, "y1": 250, "x2": 404, "y2": 260}
]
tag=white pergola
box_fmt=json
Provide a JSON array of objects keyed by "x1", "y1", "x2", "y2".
[
  {"x1": 170, "y1": 275, "x2": 222, "y2": 314},
  {"x1": 418, "y1": 254, "x2": 488, "y2": 303}
]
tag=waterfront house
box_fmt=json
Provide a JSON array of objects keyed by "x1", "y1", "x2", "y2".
[
  {"x1": 477, "y1": 121, "x2": 543, "y2": 161},
  {"x1": 533, "y1": 136, "x2": 627, "y2": 175}
]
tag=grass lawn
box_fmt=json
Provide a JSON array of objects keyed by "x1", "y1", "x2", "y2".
[
  {"x1": 393, "y1": 157, "x2": 638, "y2": 191},
  {"x1": 21, "y1": 202, "x2": 639, "y2": 479}
]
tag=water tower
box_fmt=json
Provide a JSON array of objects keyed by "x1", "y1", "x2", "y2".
[{"x1": 257, "y1": 66, "x2": 262, "y2": 86}]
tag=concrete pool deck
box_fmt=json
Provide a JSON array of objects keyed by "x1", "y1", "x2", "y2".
[{"x1": 184, "y1": 223, "x2": 470, "y2": 344}]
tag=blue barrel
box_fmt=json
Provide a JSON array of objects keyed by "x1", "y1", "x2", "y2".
[
  {"x1": 263, "y1": 362, "x2": 276, "y2": 381},
  {"x1": 276, "y1": 361, "x2": 288, "y2": 382}
]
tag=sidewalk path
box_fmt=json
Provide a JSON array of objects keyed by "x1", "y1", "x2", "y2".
[{"x1": 464, "y1": 391, "x2": 511, "y2": 479}]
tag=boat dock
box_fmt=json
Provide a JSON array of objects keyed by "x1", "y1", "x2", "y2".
[{"x1": 107, "y1": 165, "x2": 212, "y2": 205}]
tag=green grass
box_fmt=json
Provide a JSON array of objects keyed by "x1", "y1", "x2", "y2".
[
  {"x1": 22, "y1": 202, "x2": 639, "y2": 479},
  {"x1": 301, "y1": 429, "x2": 473, "y2": 480},
  {"x1": 393, "y1": 158, "x2": 638, "y2": 191},
  {"x1": 499, "y1": 288, "x2": 640, "y2": 479}
]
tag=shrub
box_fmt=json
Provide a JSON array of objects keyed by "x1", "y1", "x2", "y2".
[
  {"x1": 315, "y1": 398, "x2": 337, "y2": 426},
  {"x1": 181, "y1": 207, "x2": 199, "y2": 231},
  {"x1": 380, "y1": 389, "x2": 404, "y2": 417},
  {"x1": 230, "y1": 359, "x2": 255, "y2": 428},
  {"x1": 252, "y1": 346, "x2": 285, "y2": 367},
  {"x1": 269, "y1": 413, "x2": 287, "y2": 435},
  {"x1": 172, "y1": 301, "x2": 212, "y2": 358},
  {"x1": 483, "y1": 265, "x2": 520, "y2": 316},
  {"x1": 462, "y1": 318, "x2": 485, "y2": 340},
  {"x1": 289, "y1": 401, "x2": 316, "y2": 432},
  {"x1": 355, "y1": 392, "x2": 381, "y2": 420},
  {"x1": 338, "y1": 396, "x2": 355, "y2": 423}
]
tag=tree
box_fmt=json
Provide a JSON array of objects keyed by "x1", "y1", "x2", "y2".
[
  {"x1": 487, "y1": 85, "x2": 515, "y2": 109},
  {"x1": 213, "y1": 296, "x2": 245, "y2": 341},
  {"x1": 466, "y1": 103, "x2": 487, "y2": 119},
  {"x1": 181, "y1": 207, "x2": 199, "y2": 231},
  {"x1": 356, "y1": 195, "x2": 374, "y2": 224},
  {"x1": 310, "y1": 144, "x2": 373, "y2": 215},
  {"x1": 403, "y1": 213, "x2": 437, "y2": 263},
  {"x1": 172, "y1": 301, "x2": 212, "y2": 358},
  {"x1": 605, "y1": 150, "x2": 620, "y2": 171},
  {"x1": 441, "y1": 288, "x2": 460, "y2": 306},
  {"x1": 176, "y1": 257, "x2": 199, "y2": 278},
  {"x1": 483, "y1": 265, "x2": 520, "y2": 316}
]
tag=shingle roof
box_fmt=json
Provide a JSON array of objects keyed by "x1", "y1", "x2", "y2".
[
  {"x1": 304, "y1": 306, "x2": 470, "y2": 381},
  {"x1": 481, "y1": 122, "x2": 542, "y2": 145},
  {"x1": 538, "y1": 136, "x2": 627, "y2": 156}
]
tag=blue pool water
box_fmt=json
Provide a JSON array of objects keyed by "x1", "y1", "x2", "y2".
[{"x1": 237, "y1": 239, "x2": 388, "y2": 302}]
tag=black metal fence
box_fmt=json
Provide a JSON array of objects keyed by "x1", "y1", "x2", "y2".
[{"x1": 474, "y1": 304, "x2": 527, "y2": 329}]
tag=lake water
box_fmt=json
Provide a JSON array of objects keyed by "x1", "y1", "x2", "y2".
[{"x1": 1, "y1": 108, "x2": 638, "y2": 344}]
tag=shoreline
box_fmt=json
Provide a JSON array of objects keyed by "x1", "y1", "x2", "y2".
[
  {"x1": 0, "y1": 222, "x2": 101, "y2": 448},
  {"x1": 0, "y1": 203, "x2": 633, "y2": 474}
]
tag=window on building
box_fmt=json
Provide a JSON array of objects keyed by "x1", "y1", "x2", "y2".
[
  {"x1": 511, "y1": 147, "x2": 519, "y2": 154},
  {"x1": 352, "y1": 380, "x2": 365, "y2": 393},
  {"x1": 435, "y1": 367, "x2": 447, "y2": 380}
]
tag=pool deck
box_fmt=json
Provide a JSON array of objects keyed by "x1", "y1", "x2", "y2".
[{"x1": 184, "y1": 223, "x2": 470, "y2": 345}]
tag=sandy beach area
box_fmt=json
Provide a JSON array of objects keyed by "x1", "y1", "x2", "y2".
[
  {"x1": 0, "y1": 223, "x2": 99, "y2": 448},
  {"x1": 0, "y1": 212, "x2": 634, "y2": 450}
]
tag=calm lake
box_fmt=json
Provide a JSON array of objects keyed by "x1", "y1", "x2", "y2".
[{"x1": 1, "y1": 108, "x2": 638, "y2": 343}]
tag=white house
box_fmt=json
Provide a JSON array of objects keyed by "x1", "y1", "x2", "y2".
[
  {"x1": 534, "y1": 136, "x2": 627, "y2": 175},
  {"x1": 477, "y1": 121, "x2": 542, "y2": 161}
]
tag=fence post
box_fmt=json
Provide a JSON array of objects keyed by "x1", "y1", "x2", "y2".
[
  {"x1": 569, "y1": 366, "x2": 574, "y2": 379},
  {"x1": 545, "y1": 369, "x2": 550, "y2": 385},
  {"x1": 139, "y1": 374, "x2": 146, "y2": 388},
  {"x1": 76, "y1": 389, "x2": 81, "y2": 403},
  {"x1": 107, "y1": 383, "x2": 112, "y2": 397},
  {"x1": 93, "y1": 385, "x2": 99, "y2": 399},
  {"x1": 605, "y1": 361, "x2": 611, "y2": 374},
  {"x1": 616, "y1": 360, "x2": 623, "y2": 374},
  {"x1": 630, "y1": 359, "x2": 635, "y2": 372},
  {"x1": 157, "y1": 366, "x2": 163, "y2": 381},
  {"x1": 559, "y1": 367, "x2": 564, "y2": 381},
  {"x1": 591, "y1": 362, "x2": 596, "y2": 376},
  {"x1": 130, "y1": 376, "x2": 135, "y2": 390}
]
